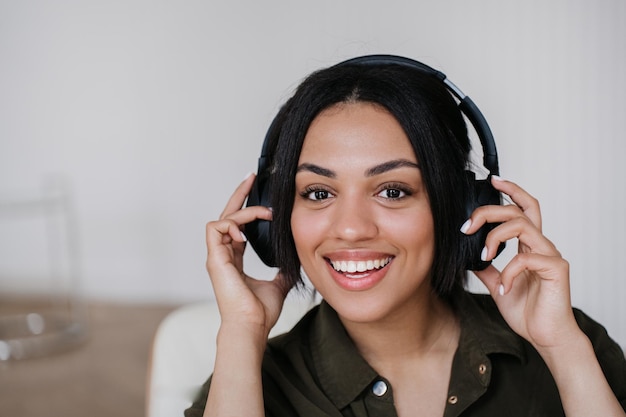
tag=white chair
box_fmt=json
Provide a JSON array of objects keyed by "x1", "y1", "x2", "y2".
[{"x1": 146, "y1": 298, "x2": 315, "y2": 417}]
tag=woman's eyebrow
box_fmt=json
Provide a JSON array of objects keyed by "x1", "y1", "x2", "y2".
[
  {"x1": 365, "y1": 159, "x2": 420, "y2": 177},
  {"x1": 296, "y1": 159, "x2": 419, "y2": 179},
  {"x1": 296, "y1": 163, "x2": 336, "y2": 178}
]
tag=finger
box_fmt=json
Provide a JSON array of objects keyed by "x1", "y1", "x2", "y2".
[
  {"x1": 206, "y1": 218, "x2": 248, "y2": 256},
  {"x1": 219, "y1": 172, "x2": 257, "y2": 219},
  {"x1": 463, "y1": 203, "x2": 525, "y2": 233},
  {"x1": 221, "y1": 205, "x2": 273, "y2": 226},
  {"x1": 499, "y1": 252, "x2": 570, "y2": 295},
  {"x1": 205, "y1": 220, "x2": 249, "y2": 287},
  {"x1": 481, "y1": 216, "x2": 560, "y2": 262},
  {"x1": 473, "y1": 264, "x2": 504, "y2": 297},
  {"x1": 490, "y1": 176, "x2": 542, "y2": 230}
]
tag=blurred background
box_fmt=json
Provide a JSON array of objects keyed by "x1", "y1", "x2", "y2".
[{"x1": 1, "y1": 0, "x2": 624, "y2": 415}]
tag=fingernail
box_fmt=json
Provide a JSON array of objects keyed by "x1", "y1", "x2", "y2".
[
  {"x1": 480, "y1": 246, "x2": 489, "y2": 262},
  {"x1": 240, "y1": 231, "x2": 248, "y2": 242},
  {"x1": 498, "y1": 284, "x2": 505, "y2": 296},
  {"x1": 460, "y1": 219, "x2": 472, "y2": 234},
  {"x1": 491, "y1": 175, "x2": 505, "y2": 182},
  {"x1": 243, "y1": 172, "x2": 254, "y2": 181}
]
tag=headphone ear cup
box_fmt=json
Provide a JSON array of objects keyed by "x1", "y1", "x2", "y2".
[
  {"x1": 244, "y1": 164, "x2": 277, "y2": 267},
  {"x1": 464, "y1": 172, "x2": 506, "y2": 271}
]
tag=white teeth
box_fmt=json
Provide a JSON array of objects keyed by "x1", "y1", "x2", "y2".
[{"x1": 330, "y1": 257, "x2": 391, "y2": 273}]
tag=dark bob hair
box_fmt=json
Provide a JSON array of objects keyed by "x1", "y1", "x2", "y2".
[{"x1": 267, "y1": 62, "x2": 474, "y2": 299}]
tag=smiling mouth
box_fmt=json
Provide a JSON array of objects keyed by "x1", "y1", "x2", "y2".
[{"x1": 328, "y1": 257, "x2": 392, "y2": 274}]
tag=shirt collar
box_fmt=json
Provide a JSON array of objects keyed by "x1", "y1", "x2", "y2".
[
  {"x1": 453, "y1": 291, "x2": 526, "y2": 362},
  {"x1": 309, "y1": 301, "x2": 379, "y2": 409},
  {"x1": 308, "y1": 292, "x2": 526, "y2": 410}
]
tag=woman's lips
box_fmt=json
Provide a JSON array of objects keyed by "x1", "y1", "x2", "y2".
[
  {"x1": 323, "y1": 255, "x2": 394, "y2": 290},
  {"x1": 328, "y1": 257, "x2": 392, "y2": 276}
]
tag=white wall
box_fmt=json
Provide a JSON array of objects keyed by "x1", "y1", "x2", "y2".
[{"x1": 0, "y1": 1, "x2": 624, "y2": 345}]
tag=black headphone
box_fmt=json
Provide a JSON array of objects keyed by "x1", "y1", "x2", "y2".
[{"x1": 245, "y1": 54, "x2": 504, "y2": 271}]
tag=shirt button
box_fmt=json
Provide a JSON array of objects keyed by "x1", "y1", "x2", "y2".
[
  {"x1": 372, "y1": 380, "x2": 388, "y2": 397},
  {"x1": 448, "y1": 395, "x2": 458, "y2": 405},
  {"x1": 479, "y1": 364, "x2": 488, "y2": 375}
]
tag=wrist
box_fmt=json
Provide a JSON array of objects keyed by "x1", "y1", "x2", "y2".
[
  {"x1": 534, "y1": 328, "x2": 600, "y2": 392},
  {"x1": 207, "y1": 323, "x2": 268, "y2": 417},
  {"x1": 534, "y1": 327, "x2": 591, "y2": 366},
  {"x1": 534, "y1": 329, "x2": 625, "y2": 417},
  {"x1": 216, "y1": 322, "x2": 269, "y2": 356}
]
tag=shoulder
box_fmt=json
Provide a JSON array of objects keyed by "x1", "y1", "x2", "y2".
[
  {"x1": 459, "y1": 291, "x2": 626, "y2": 403},
  {"x1": 266, "y1": 302, "x2": 319, "y2": 355},
  {"x1": 572, "y1": 307, "x2": 625, "y2": 357},
  {"x1": 262, "y1": 303, "x2": 343, "y2": 414},
  {"x1": 263, "y1": 301, "x2": 328, "y2": 382},
  {"x1": 459, "y1": 291, "x2": 623, "y2": 351},
  {"x1": 461, "y1": 291, "x2": 624, "y2": 358}
]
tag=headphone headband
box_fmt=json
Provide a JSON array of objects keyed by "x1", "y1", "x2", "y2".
[{"x1": 331, "y1": 54, "x2": 499, "y2": 175}]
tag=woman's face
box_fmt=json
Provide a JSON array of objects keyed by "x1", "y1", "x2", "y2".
[{"x1": 291, "y1": 102, "x2": 436, "y2": 325}]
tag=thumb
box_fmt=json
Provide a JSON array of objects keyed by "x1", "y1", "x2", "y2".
[{"x1": 473, "y1": 264, "x2": 504, "y2": 297}]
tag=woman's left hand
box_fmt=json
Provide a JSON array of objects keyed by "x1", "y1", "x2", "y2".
[{"x1": 463, "y1": 176, "x2": 582, "y2": 352}]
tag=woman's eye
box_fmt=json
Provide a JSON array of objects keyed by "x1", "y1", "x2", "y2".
[
  {"x1": 303, "y1": 188, "x2": 333, "y2": 201},
  {"x1": 377, "y1": 187, "x2": 407, "y2": 200}
]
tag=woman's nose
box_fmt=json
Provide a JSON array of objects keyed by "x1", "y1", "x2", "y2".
[{"x1": 330, "y1": 196, "x2": 378, "y2": 242}]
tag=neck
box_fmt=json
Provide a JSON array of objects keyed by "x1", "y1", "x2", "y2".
[{"x1": 340, "y1": 293, "x2": 460, "y2": 371}]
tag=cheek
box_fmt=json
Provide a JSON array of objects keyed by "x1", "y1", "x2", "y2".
[
  {"x1": 290, "y1": 209, "x2": 326, "y2": 284},
  {"x1": 290, "y1": 207, "x2": 321, "y2": 255},
  {"x1": 382, "y1": 209, "x2": 435, "y2": 254}
]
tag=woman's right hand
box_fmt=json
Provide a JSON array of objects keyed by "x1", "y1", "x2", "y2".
[{"x1": 205, "y1": 173, "x2": 290, "y2": 339}]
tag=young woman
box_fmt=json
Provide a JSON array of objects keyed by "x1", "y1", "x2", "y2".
[{"x1": 187, "y1": 57, "x2": 626, "y2": 416}]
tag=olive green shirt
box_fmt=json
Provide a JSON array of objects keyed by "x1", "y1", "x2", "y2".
[{"x1": 185, "y1": 292, "x2": 626, "y2": 416}]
